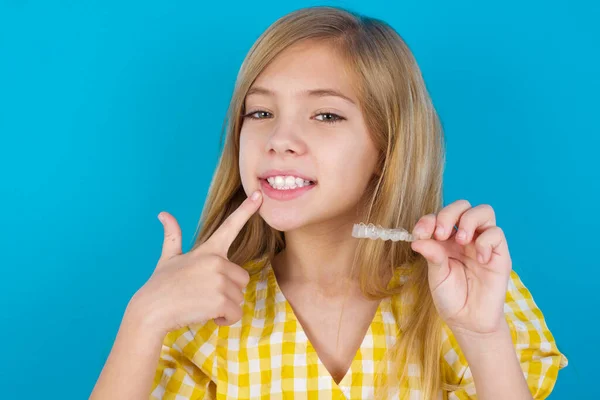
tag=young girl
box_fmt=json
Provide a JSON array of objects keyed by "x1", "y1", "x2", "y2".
[{"x1": 91, "y1": 6, "x2": 567, "y2": 400}]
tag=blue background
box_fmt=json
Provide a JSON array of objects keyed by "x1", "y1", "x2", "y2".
[{"x1": 1, "y1": 0, "x2": 596, "y2": 398}]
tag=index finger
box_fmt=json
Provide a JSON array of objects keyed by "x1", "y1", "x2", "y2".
[{"x1": 204, "y1": 190, "x2": 263, "y2": 256}]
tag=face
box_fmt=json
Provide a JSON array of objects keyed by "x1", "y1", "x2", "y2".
[{"x1": 239, "y1": 40, "x2": 379, "y2": 233}]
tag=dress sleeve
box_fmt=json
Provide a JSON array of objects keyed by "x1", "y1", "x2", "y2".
[
  {"x1": 441, "y1": 269, "x2": 568, "y2": 400},
  {"x1": 149, "y1": 321, "x2": 219, "y2": 400}
]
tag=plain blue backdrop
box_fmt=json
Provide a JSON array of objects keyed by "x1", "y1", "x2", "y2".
[{"x1": 1, "y1": 0, "x2": 597, "y2": 398}]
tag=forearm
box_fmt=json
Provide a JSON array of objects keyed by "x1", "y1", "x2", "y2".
[
  {"x1": 453, "y1": 321, "x2": 533, "y2": 400},
  {"x1": 90, "y1": 300, "x2": 165, "y2": 400}
]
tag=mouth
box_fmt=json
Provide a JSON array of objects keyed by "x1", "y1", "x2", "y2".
[{"x1": 258, "y1": 176, "x2": 317, "y2": 201}]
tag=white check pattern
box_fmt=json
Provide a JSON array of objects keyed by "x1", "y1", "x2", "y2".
[{"x1": 150, "y1": 257, "x2": 567, "y2": 399}]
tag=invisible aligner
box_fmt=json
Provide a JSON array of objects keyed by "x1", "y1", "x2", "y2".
[{"x1": 351, "y1": 222, "x2": 416, "y2": 242}]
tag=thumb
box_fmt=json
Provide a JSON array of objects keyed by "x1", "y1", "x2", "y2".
[
  {"x1": 411, "y1": 239, "x2": 450, "y2": 289},
  {"x1": 158, "y1": 212, "x2": 183, "y2": 262}
]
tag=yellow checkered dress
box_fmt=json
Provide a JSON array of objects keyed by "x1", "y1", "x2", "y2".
[{"x1": 150, "y1": 257, "x2": 567, "y2": 399}]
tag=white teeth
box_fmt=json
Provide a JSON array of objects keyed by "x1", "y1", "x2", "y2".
[
  {"x1": 266, "y1": 175, "x2": 313, "y2": 190},
  {"x1": 285, "y1": 176, "x2": 295, "y2": 187}
]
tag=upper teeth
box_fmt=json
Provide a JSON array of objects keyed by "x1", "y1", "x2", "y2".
[{"x1": 266, "y1": 175, "x2": 313, "y2": 190}]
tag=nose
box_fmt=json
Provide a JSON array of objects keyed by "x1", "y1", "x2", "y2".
[{"x1": 264, "y1": 124, "x2": 307, "y2": 156}]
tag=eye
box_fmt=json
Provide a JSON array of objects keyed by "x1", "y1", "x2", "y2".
[
  {"x1": 314, "y1": 112, "x2": 345, "y2": 125},
  {"x1": 241, "y1": 110, "x2": 346, "y2": 125},
  {"x1": 242, "y1": 110, "x2": 272, "y2": 120}
]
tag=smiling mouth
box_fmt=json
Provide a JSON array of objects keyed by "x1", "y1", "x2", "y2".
[
  {"x1": 261, "y1": 176, "x2": 316, "y2": 190},
  {"x1": 258, "y1": 177, "x2": 317, "y2": 201}
]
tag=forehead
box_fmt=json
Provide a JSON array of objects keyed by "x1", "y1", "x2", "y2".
[{"x1": 249, "y1": 40, "x2": 357, "y2": 102}]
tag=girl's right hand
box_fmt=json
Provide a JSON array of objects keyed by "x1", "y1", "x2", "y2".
[{"x1": 127, "y1": 190, "x2": 263, "y2": 337}]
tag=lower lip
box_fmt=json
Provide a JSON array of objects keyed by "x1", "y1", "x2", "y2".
[{"x1": 260, "y1": 179, "x2": 316, "y2": 201}]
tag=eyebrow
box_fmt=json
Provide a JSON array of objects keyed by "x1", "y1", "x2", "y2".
[{"x1": 246, "y1": 86, "x2": 356, "y2": 106}]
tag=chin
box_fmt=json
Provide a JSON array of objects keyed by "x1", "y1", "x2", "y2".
[{"x1": 259, "y1": 206, "x2": 309, "y2": 232}]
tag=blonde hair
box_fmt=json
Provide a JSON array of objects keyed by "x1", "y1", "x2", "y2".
[{"x1": 192, "y1": 5, "x2": 459, "y2": 399}]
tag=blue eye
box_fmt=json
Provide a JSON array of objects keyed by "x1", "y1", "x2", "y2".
[{"x1": 242, "y1": 110, "x2": 345, "y2": 125}]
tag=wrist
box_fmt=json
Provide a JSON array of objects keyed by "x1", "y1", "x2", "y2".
[
  {"x1": 451, "y1": 320, "x2": 514, "y2": 358},
  {"x1": 449, "y1": 321, "x2": 532, "y2": 399},
  {"x1": 124, "y1": 292, "x2": 169, "y2": 340}
]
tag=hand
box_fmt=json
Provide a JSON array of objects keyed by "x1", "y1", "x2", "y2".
[
  {"x1": 128, "y1": 190, "x2": 263, "y2": 336},
  {"x1": 410, "y1": 200, "x2": 512, "y2": 336}
]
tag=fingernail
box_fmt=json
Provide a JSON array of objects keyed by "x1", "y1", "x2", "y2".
[
  {"x1": 157, "y1": 213, "x2": 164, "y2": 223},
  {"x1": 457, "y1": 229, "x2": 466, "y2": 241},
  {"x1": 413, "y1": 226, "x2": 423, "y2": 237},
  {"x1": 251, "y1": 191, "x2": 261, "y2": 201},
  {"x1": 435, "y1": 225, "x2": 445, "y2": 237}
]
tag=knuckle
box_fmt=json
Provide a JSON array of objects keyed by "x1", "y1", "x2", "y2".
[
  {"x1": 457, "y1": 199, "x2": 471, "y2": 208},
  {"x1": 418, "y1": 214, "x2": 437, "y2": 230},
  {"x1": 484, "y1": 204, "x2": 496, "y2": 219},
  {"x1": 456, "y1": 220, "x2": 469, "y2": 232},
  {"x1": 480, "y1": 203, "x2": 493, "y2": 212},
  {"x1": 419, "y1": 214, "x2": 436, "y2": 226},
  {"x1": 458, "y1": 211, "x2": 475, "y2": 227},
  {"x1": 436, "y1": 209, "x2": 450, "y2": 222},
  {"x1": 474, "y1": 237, "x2": 488, "y2": 251},
  {"x1": 205, "y1": 254, "x2": 225, "y2": 272},
  {"x1": 235, "y1": 289, "x2": 245, "y2": 304},
  {"x1": 213, "y1": 273, "x2": 228, "y2": 291},
  {"x1": 217, "y1": 260, "x2": 230, "y2": 275},
  {"x1": 240, "y1": 269, "x2": 250, "y2": 285},
  {"x1": 473, "y1": 235, "x2": 487, "y2": 250},
  {"x1": 214, "y1": 293, "x2": 229, "y2": 309}
]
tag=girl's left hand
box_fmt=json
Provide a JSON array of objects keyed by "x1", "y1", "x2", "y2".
[{"x1": 410, "y1": 200, "x2": 512, "y2": 337}]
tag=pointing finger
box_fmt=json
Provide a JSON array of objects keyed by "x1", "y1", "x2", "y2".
[{"x1": 204, "y1": 191, "x2": 262, "y2": 256}]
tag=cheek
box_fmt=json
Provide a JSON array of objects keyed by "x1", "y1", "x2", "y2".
[
  {"x1": 325, "y1": 142, "x2": 373, "y2": 183},
  {"x1": 238, "y1": 132, "x2": 256, "y2": 187}
]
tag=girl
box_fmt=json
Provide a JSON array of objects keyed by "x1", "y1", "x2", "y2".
[{"x1": 91, "y1": 6, "x2": 567, "y2": 400}]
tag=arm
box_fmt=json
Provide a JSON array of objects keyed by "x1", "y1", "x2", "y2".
[
  {"x1": 441, "y1": 270, "x2": 568, "y2": 400},
  {"x1": 90, "y1": 195, "x2": 262, "y2": 399},
  {"x1": 452, "y1": 321, "x2": 532, "y2": 400},
  {"x1": 90, "y1": 300, "x2": 165, "y2": 400}
]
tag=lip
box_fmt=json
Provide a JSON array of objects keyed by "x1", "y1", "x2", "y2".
[
  {"x1": 258, "y1": 169, "x2": 317, "y2": 182},
  {"x1": 259, "y1": 178, "x2": 316, "y2": 201}
]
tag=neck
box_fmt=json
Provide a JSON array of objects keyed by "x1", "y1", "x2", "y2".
[{"x1": 270, "y1": 217, "x2": 365, "y2": 296}]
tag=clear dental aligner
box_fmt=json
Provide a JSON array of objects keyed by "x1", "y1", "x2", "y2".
[{"x1": 352, "y1": 222, "x2": 416, "y2": 242}]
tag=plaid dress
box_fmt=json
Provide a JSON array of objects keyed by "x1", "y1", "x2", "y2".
[{"x1": 150, "y1": 257, "x2": 567, "y2": 399}]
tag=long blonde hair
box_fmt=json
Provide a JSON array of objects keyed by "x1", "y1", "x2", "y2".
[{"x1": 192, "y1": 6, "x2": 458, "y2": 399}]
